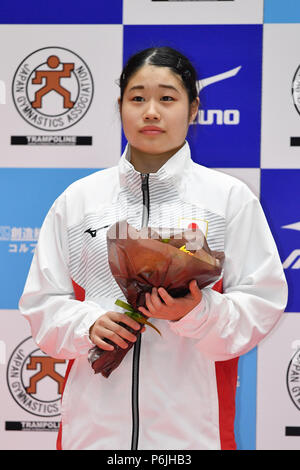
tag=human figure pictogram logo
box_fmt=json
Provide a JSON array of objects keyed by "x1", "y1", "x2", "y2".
[
  {"x1": 26, "y1": 356, "x2": 65, "y2": 395},
  {"x1": 31, "y1": 55, "x2": 75, "y2": 109},
  {"x1": 13, "y1": 47, "x2": 93, "y2": 131}
]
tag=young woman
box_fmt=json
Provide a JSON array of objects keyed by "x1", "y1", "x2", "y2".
[{"x1": 19, "y1": 47, "x2": 287, "y2": 450}]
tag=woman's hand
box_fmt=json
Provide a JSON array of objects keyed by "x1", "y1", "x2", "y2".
[
  {"x1": 89, "y1": 311, "x2": 144, "y2": 351},
  {"x1": 138, "y1": 280, "x2": 202, "y2": 322}
]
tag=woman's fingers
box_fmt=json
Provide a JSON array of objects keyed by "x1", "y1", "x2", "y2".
[
  {"x1": 189, "y1": 280, "x2": 202, "y2": 302},
  {"x1": 109, "y1": 319, "x2": 138, "y2": 342},
  {"x1": 138, "y1": 306, "x2": 150, "y2": 317},
  {"x1": 103, "y1": 326, "x2": 132, "y2": 349},
  {"x1": 90, "y1": 311, "x2": 142, "y2": 350},
  {"x1": 93, "y1": 337, "x2": 115, "y2": 351},
  {"x1": 109, "y1": 311, "x2": 141, "y2": 331},
  {"x1": 157, "y1": 287, "x2": 175, "y2": 306},
  {"x1": 139, "y1": 284, "x2": 202, "y2": 321},
  {"x1": 145, "y1": 291, "x2": 156, "y2": 313},
  {"x1": 145, "y1": 287, "x2": 175, "y2": 314}
]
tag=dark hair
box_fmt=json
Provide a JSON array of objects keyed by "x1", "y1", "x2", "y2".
[{"x1": 119, "y1": 46, "x2": 199, "y2": 104}]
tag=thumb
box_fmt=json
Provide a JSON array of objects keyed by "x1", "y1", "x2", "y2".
[{"x1": 189, "y1": 280, "x2": 202, "y2": 302}]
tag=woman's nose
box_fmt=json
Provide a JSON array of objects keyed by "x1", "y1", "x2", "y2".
[{"x1": 143, "y1": 101, "x2": 160, "y2": 120}]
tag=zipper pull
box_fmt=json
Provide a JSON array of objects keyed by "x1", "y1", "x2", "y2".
[
  {"x1": 141, "y1": 173, "x2": 149, "y2": 186},
  {"x1": 140, "y1": 173, "x2": 149, "y2": 228}
]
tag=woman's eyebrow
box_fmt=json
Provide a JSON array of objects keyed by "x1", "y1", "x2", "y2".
[
  {"x1": 159, "y1": 84, "x2": 180, "y2": 92},
  {"x1": 128, "y1": 84, "x2": 180, "y2": 93}
]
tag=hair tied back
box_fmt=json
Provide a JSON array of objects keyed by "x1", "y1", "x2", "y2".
[
  {"x1": 119, "y1": 47, "x2": 198, "y2": 104},
  {"x1": 182, "y1": 70, "x2": 191, "y2": 80},
  {"x1": 176, "y1": 57, "x2": 183, "y2": 70}
]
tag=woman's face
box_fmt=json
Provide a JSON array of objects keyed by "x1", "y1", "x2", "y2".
[{"x1": 119, "y1": 65, "x2": 199, "y2": 161}]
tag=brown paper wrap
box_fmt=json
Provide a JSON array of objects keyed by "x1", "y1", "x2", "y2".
[{"x1": 88, "y1": 221, "x2": 224, "y2": 378}]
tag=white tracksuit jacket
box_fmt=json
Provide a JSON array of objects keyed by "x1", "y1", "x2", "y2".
[{"x1": 19, "y1": 142, "x2": 288, "y2": 450}]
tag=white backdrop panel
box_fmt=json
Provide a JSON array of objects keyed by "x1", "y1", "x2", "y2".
[
  {"x1": 0, "y1": 25, "x2": 122, "y2": 169},
  {"x1": 123, "y1": 0, "x2": 263, "y2": 25},
  {"x1": 256, "y1": 313, "x2": 300, "y2": 450},
  {"x1": 0, "y1": 309, "x2": 67, "y2": 450},
  {"x1": 261, "y1": 24, "x2": 300, "y2": 169}
]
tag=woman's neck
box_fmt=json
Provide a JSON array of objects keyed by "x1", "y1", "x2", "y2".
[{"x1": 129, "y1": 143, "x2": 185, "y2": 174}]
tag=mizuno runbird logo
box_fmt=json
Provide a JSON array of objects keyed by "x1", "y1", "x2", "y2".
[
  {"x1": 281, "y1": 221, "x2": 300, "y2": 269},
  {"x1": 197, "y1": 66, "x2": 242, "y2": 93},
  {"x1": 84, "y1": 225, "x2": 109, "y2": 238}
]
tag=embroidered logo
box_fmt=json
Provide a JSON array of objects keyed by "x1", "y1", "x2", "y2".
[{"x1": 84, "y1": 225, "x2": 109, "y2": 238}]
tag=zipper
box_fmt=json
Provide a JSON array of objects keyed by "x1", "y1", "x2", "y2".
[
  {"x1": 131, "y1": 173, "x2": 150, "y2": 451},
  {"x1": 141, "y1": 173, "x2": 150, "y2": 228}
]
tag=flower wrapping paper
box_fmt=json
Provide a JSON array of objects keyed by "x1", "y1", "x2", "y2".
[{"x1": 88, "y1": 220, "x2": 224, "y2": 377}]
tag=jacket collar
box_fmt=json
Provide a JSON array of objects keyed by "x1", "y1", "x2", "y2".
[{"x1": 118, "y1": 141, "x2": 193, "y2": 197}]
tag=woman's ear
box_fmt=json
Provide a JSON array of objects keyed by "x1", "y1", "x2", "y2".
[{"x1": 189, "y1": 97, "x2": 199, "y2": 124}]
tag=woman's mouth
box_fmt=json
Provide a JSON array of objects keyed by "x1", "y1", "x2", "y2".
[{"x1": 139, "y1": 126, "x2": 165, "y2": 135}]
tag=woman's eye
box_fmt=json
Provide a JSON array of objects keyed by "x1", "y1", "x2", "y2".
[
  {"x1": 132, "y1": 96, "x2": 145, "y2": 102},
  {"x1": 161, "y1": 96, "x2": 174, "y2": 102}
]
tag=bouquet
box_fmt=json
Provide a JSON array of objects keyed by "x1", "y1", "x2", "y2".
[{"x1": 88, "y1": 220, "x2": 224, "y2": 378}]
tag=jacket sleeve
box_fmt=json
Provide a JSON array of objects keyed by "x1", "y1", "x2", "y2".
[
  {"x1": 18, "y1": 192, "x2": 106, "y2": 360},
  {"x1": 169, "y1": 190, "x2": 288, "y2": 362}
]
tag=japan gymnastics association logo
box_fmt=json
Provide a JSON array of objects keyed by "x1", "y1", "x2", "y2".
[
  {"x1": 7, "y1": 337, "x2": 66, "y2": 418},
  {"x1": 287, "y1": 347, "x2": 300, "y2": 411},
  {"x1": 12, "y1": 47, "x2": 94, "y2": 131},
  {"x1": 292, "y1": 65, "x2": 300, "y2": 117}
]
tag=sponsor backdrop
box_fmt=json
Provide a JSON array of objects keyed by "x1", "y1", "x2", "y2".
[{"x1": 0, "y1": 0, "x2": 299, "y2": 450}]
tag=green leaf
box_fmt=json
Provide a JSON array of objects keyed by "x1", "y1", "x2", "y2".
[
  {"x1": 115, "y1": 299, "x2": 134, "y2": 312},
  {"x1": 115, "y1": 299, "x2": 162, "y2": 336}
]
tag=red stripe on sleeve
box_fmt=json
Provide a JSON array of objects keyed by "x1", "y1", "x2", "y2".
[
  {"x1": 212, "y1": 279, "x2": 238, "y2": 450},
  {"x1": 56, "y1": 279, "x2": 86, "y2": 450}
]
